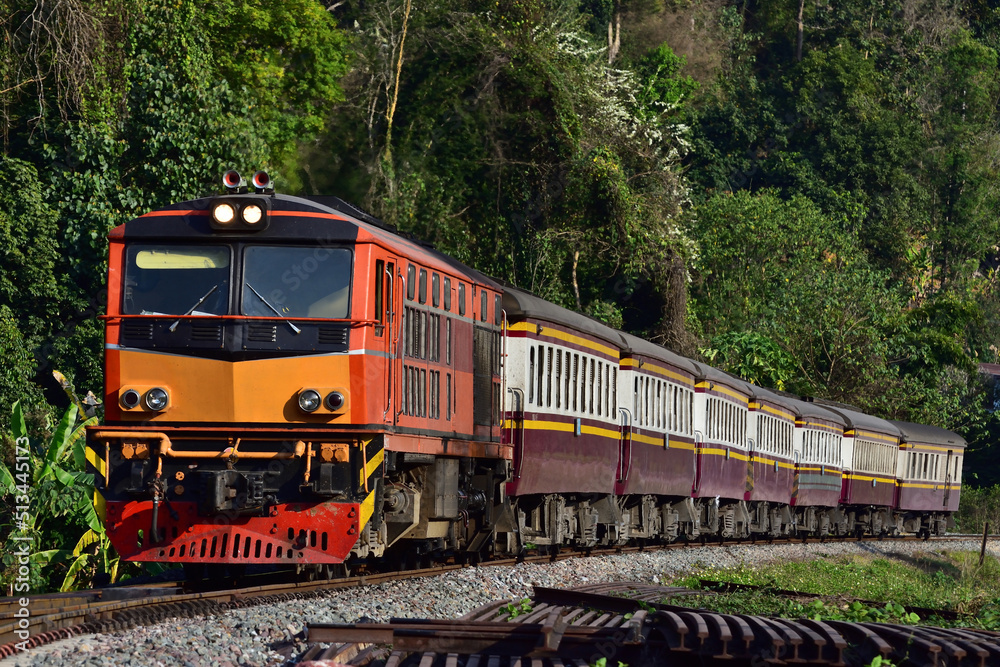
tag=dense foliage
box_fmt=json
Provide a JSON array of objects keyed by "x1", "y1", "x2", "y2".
[{"x1": 3, "y1": 0, "x2": 1000, "y2": 588}]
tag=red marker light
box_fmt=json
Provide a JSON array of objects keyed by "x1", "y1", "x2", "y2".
[
  {"x1": 252, "y1": 170, "x2": 271, "y2": 191},
  {"x1": 222, "y1": 170, "x2": 242, "y2": 189}
]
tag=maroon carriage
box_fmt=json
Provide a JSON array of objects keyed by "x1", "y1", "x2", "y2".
[
  {"x1": 824, "y1": 404, "x2": 901, "y2": 534},
  {"x1": 614, "y1": 333, "x2": 698, "y2": 498},
  {"x1": 892, "y1": 420, "x2": 965, "y2": 535},
  {"x1": 690, "y1": 364, "x2": 754, "y2": 532},
  {"x1": 788, "y1": 398, "x2": 846, "y2": 509}
]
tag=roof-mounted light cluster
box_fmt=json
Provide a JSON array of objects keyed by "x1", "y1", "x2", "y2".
[
  {"x1": 210, "y1": 170, "x2": 273, "y2": 231},
  {"x1": 222, "y1": 169, "x2": 274, "y2": 195}
]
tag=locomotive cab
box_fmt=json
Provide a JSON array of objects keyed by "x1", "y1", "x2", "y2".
[{"x1": 87, "y1": 180, "x2": 511, "y2": 574}]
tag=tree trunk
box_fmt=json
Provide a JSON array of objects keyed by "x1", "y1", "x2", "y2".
[{"x1": 796, "y1": 0, "x2": 804, "y2": 62}]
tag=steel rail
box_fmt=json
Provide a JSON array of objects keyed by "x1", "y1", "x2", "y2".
[{"x1": 0, "y1": 533, "x2": 993, "y2": 657}]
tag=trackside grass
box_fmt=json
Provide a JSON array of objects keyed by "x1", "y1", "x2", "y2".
[{"x1": 665, "y1": 550, "x2": 1000, "y2": 628}]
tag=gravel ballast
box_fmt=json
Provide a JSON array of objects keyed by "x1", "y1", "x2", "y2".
[{"x1": 4, "y1": 538, "x2": 997, "y2": 667}]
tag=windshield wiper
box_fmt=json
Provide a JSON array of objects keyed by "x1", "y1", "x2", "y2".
[
  {"x1": 245, "y1": 283, "x2": 302, "y2": 334},
  {"x1": 168, "y1": 284, "x2": 220, "y2": 332}
]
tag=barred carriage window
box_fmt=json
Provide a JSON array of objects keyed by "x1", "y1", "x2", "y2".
[
  {"x1": 564, "y1": 353, "x2": 571, "y2": 411},
  {"x1": 606, "y1": 365, "x2": 612, "y2": 419},
  {"x1": 573, "y1": 354, "x2": 586, "y2": 412},
  {"x1": 546, "y1": 346, "x2": 553, "y2": 408},
  {"x1": 536, "y1": 345, "x2": 544, "y2": 406},
  {"x1": 529, "y1": 347, "x2": 535, "y2": 404},
  {"x1": 611, "y1": 368, "x2": 616, "y2": 419},
  {"x1": 555, "y1": 350, "x2": 562, "y2": 409},
  {"x1": 597, "y1": 361, "x2": 603, "y2": 417},
  {"x1": 656, "y1": 381, "x2": 662, "y2": 429},
  {"x1": 633, "y1": 377, "x2": 639, "y2": 422},
  {"x1": 686, "y1": 391, "x2": 693, "y2": 436},
  {"x1": 587, "y1": 359, "x2": 594, "y2": 414}
]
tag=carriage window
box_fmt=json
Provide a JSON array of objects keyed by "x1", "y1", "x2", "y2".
[
  {"x1": 124, "y1": 245, "x2": 231, "y2": 316},
  {"x1": 374, "y1": 260, "x2": 385, "y2": 324},
  {"x1": 444, "y1": 277, "x2": 452, "y2": 311},
  {"x1": 242, "y1": 246, "x2": 352, "y2": 318},
  {"x1": 419, "y1": 269, "x2": 428, "y2": 304},
  {"x1": 432, "y1": 273, "x2": 440, "y2": 307},
  {"x1": 529, "y1": 346, "x2": 535, "y2": 404},
  {"x1": 572, "y1": 355, "x2": 579, "y2": 412},
  {"x1": 481, "y1": 290, "x2": 488, "y2": 322},
  {"x1": 546, "y1": 347, "x2": 553, "y2": 408},
  {"x1": 555, "y1": 350, "x2": 563, "y2": 409},
  {"x1": 458, "y1": 283, "x2": 466, "y2": 315},
  {"x1": 407, "y1": 265, "x2": 416, "y2": 300}
]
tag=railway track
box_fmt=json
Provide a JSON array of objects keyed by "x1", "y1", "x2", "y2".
[
  {"x1": 0, "y1": 533, "x2": 991, "y2": 658},
  {"x1": 302, "y1": 581, "x2": 1000, "y2": 667}
]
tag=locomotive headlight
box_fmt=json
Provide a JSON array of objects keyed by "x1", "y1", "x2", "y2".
[
  {"x1": 120, "y1": 389, "x2": 141, "y2": 409},
  {"x1": 212, "y1": 202, "x2": 236, "y2": 224},
  {"x1": 324, "y1": 391, "x2": 345, "y2": 411},
  {"x1": 144, "y1": 387, "x2": 170, "y2": 411},
  {"x1": 242, "y1": 204, "x2": 263, "y2": 225},
  {"x1": 298, "y1": 389, "x2": 321, "y2": 413}
]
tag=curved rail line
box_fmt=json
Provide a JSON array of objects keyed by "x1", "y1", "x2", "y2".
[{"x1": 0, "y1": 533, "x2": 990, "y2": 658}]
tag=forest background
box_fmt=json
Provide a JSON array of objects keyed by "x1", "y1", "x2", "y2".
[{"x1": 3, "y1": 0, "x2": 1000, "y2": 589}]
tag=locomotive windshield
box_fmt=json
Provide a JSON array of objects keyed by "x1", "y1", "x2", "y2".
[
  {"x1": 242, "y1": 246, "x2": 352, "y2": 319},
  {"x1": 123, "y1": 245, "x2": 231, "y2": 316}
]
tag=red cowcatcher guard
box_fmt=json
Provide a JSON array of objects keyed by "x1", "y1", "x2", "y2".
[{"x1": 104, "y1": 499, "x2": 361, "y2": 564}]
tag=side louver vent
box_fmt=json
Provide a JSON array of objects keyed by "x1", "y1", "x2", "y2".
[
  {"x1": 123, "y1": 321, "x2": 154, "y2": 340},
  {"x1": 191, "y1": 324, "x2": 222, "y2": 341},
  {"x1": 318, "y1": 327, "x2": 348, "y2": 346},
  {"x1": 248, "y1": 324, "x2": 277, "y2": 342}
]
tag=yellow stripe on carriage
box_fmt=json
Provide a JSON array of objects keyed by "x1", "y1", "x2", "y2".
[{"x1": 508, "y1": 321, "x2": 619, "y2": 358}]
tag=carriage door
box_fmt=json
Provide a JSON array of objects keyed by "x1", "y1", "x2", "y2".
[
  {"x1": 944, "y1": 449, "x2": 953, "y2": 507},
  {"x1": 617, "y1": 408, "x2": 633, "y2": 485}
]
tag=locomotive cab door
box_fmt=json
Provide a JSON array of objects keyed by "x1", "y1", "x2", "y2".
[{"x1": 381, "y1": 257, "x2": 401, "y2": 425}]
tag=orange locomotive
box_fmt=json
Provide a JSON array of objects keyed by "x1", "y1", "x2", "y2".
[{"x1": 86, "y1": 171, "x2": 511, "y2": 575}]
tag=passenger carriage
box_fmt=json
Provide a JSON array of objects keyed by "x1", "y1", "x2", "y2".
[
  {"x1": 744, "y1": 387, "x2": 797, "y2": 536},
  {"x1": 502, "y1": 287, "x2": 624, "y2": 547},
  {"x1": 615, "y1": 333, "x2": 699, "y2": 540},
  {"x1": 690, "y1": 365, "x2": 754, "y2": 537},
  {"x1": 824, "y1": 405, "x2": 901, "y2": 534},
  {"x1": 892, "y1": 420, "x2": 966, "y2": 536}
]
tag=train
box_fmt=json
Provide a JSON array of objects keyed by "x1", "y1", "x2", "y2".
[{"x1": 84, "y1": 170, "x2": 966, "y2": 576}]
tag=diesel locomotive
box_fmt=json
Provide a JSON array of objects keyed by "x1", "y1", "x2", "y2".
[{"x1": 85, "y1": 171, "x2": 966, "y2": 575}]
